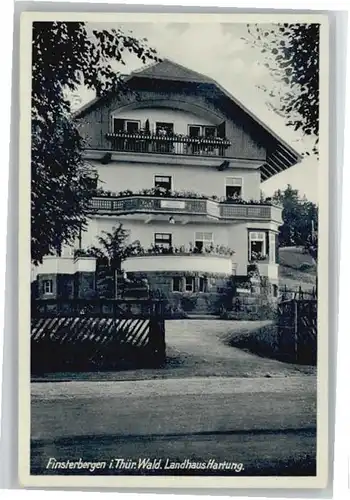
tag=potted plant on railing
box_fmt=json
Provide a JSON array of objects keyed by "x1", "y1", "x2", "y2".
[{"x1": 250, "y1": 251, "x2": 269, "y2": 262}]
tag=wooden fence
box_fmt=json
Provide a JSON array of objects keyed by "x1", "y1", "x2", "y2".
[
  {"x1": 278, "y1": 298, "x2": 317, "y2": 365},
  {"x1": 31, "y1": 298, "x2": 166, "y2": 373},
  {"x1": 279, "y1": 285, "x2": 317, "y2": 302}
]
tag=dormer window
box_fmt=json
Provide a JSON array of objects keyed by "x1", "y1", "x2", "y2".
[{"x1": 113, "y1": 118, "x2": 140, "y2": 134}]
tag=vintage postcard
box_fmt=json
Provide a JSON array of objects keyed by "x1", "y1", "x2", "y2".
[{"x1": 18, "y1": 11, "x2": 329, "y2": 489}]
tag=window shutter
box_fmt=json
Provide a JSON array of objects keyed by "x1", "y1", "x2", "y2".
[{"x1": 217, "y1": 121, "x2": 226, "y2": 138}]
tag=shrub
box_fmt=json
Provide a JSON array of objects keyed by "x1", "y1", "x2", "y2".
[{"x1": 180, "y1": 295, "x2": 198, "y2": 312}]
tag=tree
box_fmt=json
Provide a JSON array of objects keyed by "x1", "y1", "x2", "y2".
[
  {"x1": 88, "y1": 224, "x2": 139, "y2": 298},
  {"x1": 272, "y1": 185, "x2": 318, "y2": 259},
  {"x1": 31, "y1": 22, "x2": 158, "y2": 264},
  {"x1": 244, "y1": 23, "x2": 319, "y2": 153}
]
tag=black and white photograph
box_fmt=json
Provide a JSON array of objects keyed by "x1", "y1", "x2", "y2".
[{"x1": 19, "y1": 12, "x2": 329, "y2": 488}]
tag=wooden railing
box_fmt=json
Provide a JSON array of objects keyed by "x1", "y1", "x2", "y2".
[{"x1": 105, "y1": 132, "x2": 231, "y2": 157}]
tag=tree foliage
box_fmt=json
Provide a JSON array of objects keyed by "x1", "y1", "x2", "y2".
[
  {"x1": 89, "y1": 224, "x2": 139, "y2": 298},
  {"x1": 245, "y1": 23, "x2": 319, "y2": 153},
  {"x1": 90, "y1": 224, "x2": 137, "y2": 271},
  {"x1": 31, "y1": 22, "x2": 158, "y2": 264},
  {"x1": 272, "y1": 185, "x2": 318, "y2": 259}
]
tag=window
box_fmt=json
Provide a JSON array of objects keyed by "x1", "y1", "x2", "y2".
[
  {"x1": 225, "y1": 177, "x2": 243, "y2": 199},
  {"x1": 154, "y1": 233, "x2": 172, "y2": 249},
  {"x1": 272, "y1": 285, "x2": 278, "y2": 298},
  {"x1": 113, "y1": 118, "x2": 125, "y2": 132},
  {"x1": 249, "y1": 231, "x2": 268, "y2": 261},
  {"x1": 155, "y1": 123, "x2": 174, "y2": 153},
  {"x1": 188, "y1": 125, "x2": 217, "y2": 138},
  {"x1": 189, "y1": 125, "x2": 201, "y2": 138},
  {"x1": 43, "y1": 279, "x2": 53, "y2": 294},
  {"x1": 154, "y1": 175, "x2": 172, "y2": 192},
  {"x1": 199, "y1": 277, "x2": 208, "y2": 293},
  {"x1": 185, "y1": 276, "x2": 195, "y2": 292},
  {"x1": 172, "y1": 277, "x2": 183, "y2": 292},
  {"x1": 126, "y1": 120, "x2": 140, "y2": 133},
  {"x1": 113, "y1": 118, "x2": 140, "y2": 134},
  {"x1": 203, "y1": 126, "x2": 216, "y2": 138},
  {"x1": 86, "y1": 175, "x2": 98, "y2": 191},
  {"x1": 156, "y1": 122, "x2": 174, "y2": 136},
  {"x1": 194, "y1": 232, "x2": 213, "y2": 252},
  {"x1": 270, "y1": 233, "x2": 276, "y2": 263},
  {"x1": 275, "y1": 234, "x2": 279, "y2": 264}
]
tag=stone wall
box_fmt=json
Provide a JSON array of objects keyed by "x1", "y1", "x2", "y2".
[
  {"x1": 34, "y1": 267, "x2": 278, "y2": 319},
  {"x1": 35, "y1": 272, "x2": 96, "y2": 299},
  {"x1": 222, "y1": 276, "x2": 278, "y2": 320},
  {"x1": 125, "y1": 270, "x2": 231, "y2": 316}
]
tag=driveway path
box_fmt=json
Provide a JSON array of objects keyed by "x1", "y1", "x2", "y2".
[{"x1": 32, "y1": 320, "x2": 315, "y2": 382}]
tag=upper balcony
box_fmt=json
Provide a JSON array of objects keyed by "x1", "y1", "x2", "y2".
[
  {"x1": 105, "y1": 131, "x2": 231, "y2": 158},
  {"x1": 90, "y1": 190, "x2": 282, "y2": 224}
]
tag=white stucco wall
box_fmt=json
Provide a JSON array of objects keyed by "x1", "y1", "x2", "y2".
[
  {"x1": 82, "y1": 218, "x2": 229, "y2": 248},
  {"x1": 257, "y1": 263, "x2": 279, "y2": 281},
  {"x1": 32, "y1": 256, "x2": 97, "y2": 277},
  {"x1": 94, "y1": 161, "x2": 261, "y2": 201},
  {"x1": 81, "y1": 218, "x2": 252, "y2": 276},
  {"x1": 122, "y1": 254, "x2": 233, "y2": 274},
  {"x1": 79, "y1": 217, "x2": 280, "y2": 278}
]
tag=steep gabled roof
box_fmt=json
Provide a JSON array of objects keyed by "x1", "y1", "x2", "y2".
[
  {"x1": 74, "y1": 59, "x2": 303, "y2": 180},
  {"x1": 130, "y1": 59, "x2": 215, "y2": 84}
]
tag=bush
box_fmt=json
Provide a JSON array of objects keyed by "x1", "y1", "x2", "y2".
[
  {"x1": 225, "y1": 323, "x2": 281, "y2": 358},
  {"x1": 180, "y1": 295, "x2": 198, "y2": 312}
]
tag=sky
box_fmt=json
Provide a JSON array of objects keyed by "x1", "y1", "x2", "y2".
[{"x1": 72, "y1": 22, "x2": 319, "y2": 203}]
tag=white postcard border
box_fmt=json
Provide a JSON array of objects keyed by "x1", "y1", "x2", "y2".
[{"x1": 18, "y1": 10, "x2": 330, "y2": 490}]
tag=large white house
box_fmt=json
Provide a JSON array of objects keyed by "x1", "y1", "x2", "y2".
[{"x1": 33, "y1": 60, "x2": 301, "y2": 310}]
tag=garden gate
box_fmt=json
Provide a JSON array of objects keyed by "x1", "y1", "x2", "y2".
[
  {"x1": 31, "y1": 298, "x2": 166, "y2": 373},
  {"x1": 278, "y1": 298, "x2": 317, "y2": 365}
]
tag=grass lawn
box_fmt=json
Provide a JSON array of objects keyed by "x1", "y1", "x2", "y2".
[{"x1": 278, "y1": 246, "x2": 317, "y2": 292}]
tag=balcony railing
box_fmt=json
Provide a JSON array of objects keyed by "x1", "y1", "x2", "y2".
[
  {"x1": 90, "y1": 195, "x2": 281, "y2": 223},
  {"x1": 105, "y1": 132, "x2": 231, "y2": 157},
  {"x1": 220, "y1": 204, "x2": 273, "y2": 219}
]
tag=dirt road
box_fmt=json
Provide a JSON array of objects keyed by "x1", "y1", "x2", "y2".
[{"x1": 31, "y1": 376, "x2": 316, "y2": 476}]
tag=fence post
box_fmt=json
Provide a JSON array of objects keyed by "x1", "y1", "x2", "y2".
[
  {"x1": 148, "y1": 301, "x2": 166, "y2": 366},
  {"x1": 294, "y1": 299, "x2": 298, "y2": 362}
]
